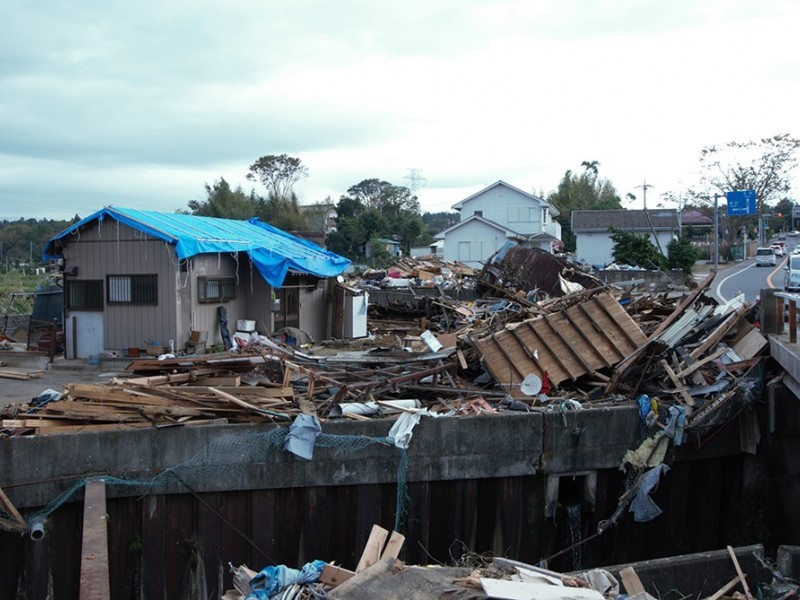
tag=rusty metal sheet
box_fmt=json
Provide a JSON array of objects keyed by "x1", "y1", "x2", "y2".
[{"x1": 473, "y1": 291, "x2": 647, "y2": 394}]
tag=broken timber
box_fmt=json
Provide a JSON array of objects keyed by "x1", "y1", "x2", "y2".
[{"x1": 472, "y1": 291, "x2": 647, "y2": 395}]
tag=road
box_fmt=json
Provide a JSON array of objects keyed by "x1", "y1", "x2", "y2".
[{"x1": 713, "y1": 238, "x2": 797, "y2": 303}]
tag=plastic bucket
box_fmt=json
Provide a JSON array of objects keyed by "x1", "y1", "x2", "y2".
[{"x1": 88, "y1": 355, "x2": 100, "y2": 366}]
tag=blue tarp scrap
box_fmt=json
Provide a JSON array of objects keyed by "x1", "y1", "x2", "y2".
[
  {"x1": 43, "y1": 206, "x2": 350, "y2": 287},
  {"x1": 247, "y1": 559, "x2": 327, "y2": 599},
  {"x1": 629, "y1": 463, "x2": 670, "y2": 522}
]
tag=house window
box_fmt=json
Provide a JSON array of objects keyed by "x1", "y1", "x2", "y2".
[
  {"x1": 65, "y1": 279, "x2": 104, "y2": 310},
  {"x1": 508, "y1": 207, "x2": 535, "y2": 223},
  {"x1": 542, "y1": 208, "x2": 549, "y2": 224},
  {"x1": 474, "y1": 210, "x2": 483, "y2": 217},
  {"x1": 107, "y1": 274, "x2": 158, "y2": 305},
  {"x1": 198, "y1": 277, "x2": 236, "y2": 303}
]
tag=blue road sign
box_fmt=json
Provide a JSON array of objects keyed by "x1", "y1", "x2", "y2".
[{"x1": 726, "y1": 190, "x2": 756, "y2": 216}]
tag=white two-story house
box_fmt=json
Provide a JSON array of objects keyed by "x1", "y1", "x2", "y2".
[{"x1": 435, "y1": 180, "x2": 562, "y2": 267}]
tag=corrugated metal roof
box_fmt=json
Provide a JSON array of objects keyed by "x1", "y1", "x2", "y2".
[{"x1": 43, "y1": 206, "x2": 351, "y2": 287}]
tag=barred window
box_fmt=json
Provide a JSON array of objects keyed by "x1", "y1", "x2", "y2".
[
  {"x1": 66, "y1": 279, "x2": 104, "y2": 310},
  {"x1": 198, "y1": 277, "x2": 236, "y2": 303},
  {"x1": 107, "y1": 274, "x2": 158, "y2": 305}
]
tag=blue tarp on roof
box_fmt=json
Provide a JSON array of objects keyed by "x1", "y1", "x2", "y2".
[{"x1": 44, "y1": 206, "x2": 351, "y2": 287}]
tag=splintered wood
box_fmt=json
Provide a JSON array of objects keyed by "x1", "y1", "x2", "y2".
[
  {"x1": 473, "y1": 291, "x2": 648, "y2": 394},
  {"x1": 0, "y1": 267, "x2": 769, "y2": 442}
]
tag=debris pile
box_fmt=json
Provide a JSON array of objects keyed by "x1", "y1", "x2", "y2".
[
  {"x1": 0, "y1": 263, "x2": 768, "y2": 445},
  {"x1": 223, "y1": 528, "x2": 792, "y2": 600}
]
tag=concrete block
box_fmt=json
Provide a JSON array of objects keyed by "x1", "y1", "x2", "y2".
[{"x1": 777, "y1": 545, "x2": 800, "y2": 578}]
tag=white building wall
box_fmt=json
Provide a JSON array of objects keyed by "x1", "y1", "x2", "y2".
[
  {"x1": 442, "y1": 221, "x2": 510, "y2": 267},
  {"x1": 576, "y1": 230, "x2": 676, "y2": 267},
  {"x1": 458, "y1": 187, "x2": 544, "y2": 235}
]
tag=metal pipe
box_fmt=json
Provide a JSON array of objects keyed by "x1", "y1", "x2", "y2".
[{"x1": 29, "y1": 517, "x2": 46, "y2": 541}]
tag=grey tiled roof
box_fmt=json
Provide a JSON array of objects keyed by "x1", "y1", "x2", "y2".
[{"x1": 571, "y1": 209, "x2": 679, "y2": 232}]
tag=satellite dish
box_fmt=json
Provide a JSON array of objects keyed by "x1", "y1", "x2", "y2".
[{"x1": 519, "y1": 374, "x2": 542, "y2": 396}]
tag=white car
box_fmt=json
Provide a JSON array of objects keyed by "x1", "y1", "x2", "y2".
[{"x1": 756, "y1": 247, "x2": 777, "y2": 267}]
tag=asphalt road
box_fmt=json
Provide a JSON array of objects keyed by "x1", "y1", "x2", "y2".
[{"x1": 714, "y1": 238, "x2": 798, "y2": 303}]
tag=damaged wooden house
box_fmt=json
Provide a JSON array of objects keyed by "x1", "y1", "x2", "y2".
[{"x1": 43, "y1": 206, "x2": 353, "y2": 359}]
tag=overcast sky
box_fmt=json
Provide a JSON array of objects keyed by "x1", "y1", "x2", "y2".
[{"x1": 2, "y1": 0, "x2": 799, "y2": 222}]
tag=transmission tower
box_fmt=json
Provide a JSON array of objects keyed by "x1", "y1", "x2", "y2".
[{"x1": 404, "y1": 168, "x2": 427, "y2": 195}]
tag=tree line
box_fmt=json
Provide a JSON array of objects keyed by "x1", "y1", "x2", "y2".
[{"x1": 3, "y1": 133, "x2": 797, "y2": 270}]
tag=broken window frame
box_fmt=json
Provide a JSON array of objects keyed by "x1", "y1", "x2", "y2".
[{"x1": 198, "y1": 276, "x2": 236, "y2": 303}]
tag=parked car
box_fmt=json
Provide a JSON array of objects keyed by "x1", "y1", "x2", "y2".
[
  {"x1": 785, "y1": 253, "x2": 800, "y2": 291},
  {"x1": 756, "y1": 247, "x2": 778, "y2": 267}
]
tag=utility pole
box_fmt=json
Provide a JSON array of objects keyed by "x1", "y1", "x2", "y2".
[
  {"x1": 636, "y1": 180, "x2": 654, "y2": 209},
  {"x1": 713, "y1": 194, "x2": 720, "y2": 271}
]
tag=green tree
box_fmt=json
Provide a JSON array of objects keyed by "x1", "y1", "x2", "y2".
[
  {"x1": 667, "y1": 234, "x2": 699, "y2": 274},
  {"x1": 547, "y1": 161, "x2": 623, "y2": 252},
  {"x1": 187, "y1": 178, "x2": 259, "y2": 219},
  {"x1": 246, "y1": 154, "x2": 308, "y2": 201},
  {"x1": 609, "y1": 228, "x2": 665, "y2": 269},
  {"x1": 259, "y1": 191, "x2": 306, "y2": 232},
  {"x1": 328, "y1": 179, "x2": 425, "y2": 260}
]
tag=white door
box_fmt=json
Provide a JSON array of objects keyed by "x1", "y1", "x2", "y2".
[{"x1": 67, "y1": 312, "x2": 104, "y2": 358}]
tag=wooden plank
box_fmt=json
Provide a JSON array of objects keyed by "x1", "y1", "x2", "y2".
[
  {"x1": 689, "y1": 307, "x2": 747, "y2": 360},
  {"x1": 660, "y1": 360, "x2": 696, "y2": 407},
  {"x1": 594, "y1": 295, "x2": 642, "y2": 348},
  {"x1": 544, "y1": 313, "x2": 596, "y2": 373},
  {"x1": 34, "y1": 419, "x2": 229, "y2": 435},
  {"x1": 0, "y1": 369, "x2": 40, "y2": 380},
  {"x1": 575, "y1": 301, "x2": 628, "y2": 360},
  {"x1": 0, "y1": 485, "x2": 27, "y2": 532},
  {"x1": 489, "y1": 334, "x2": 527, "y2": 380},
  {"x1": 176, "y1": 385, "x2": 294, "y2": 398},
  {"x1": 520, "y1": 320, "x2": 569, "y2": 382},
  {"x1": 355, "y1": 524, "x2": 389, "y2": 572},
  {"x1": 381, "y1": 530, "x2": 406, "y2": 560},
  {"x1": 564, "y1": 304, "x2": 614, "y2": 367},
  {"x1": 191, "y1": 375, "x2": 241, "y2": 386},
  {"x1": 703, "y1": 575, "x2": 744, "y2": 600},
  {"x1": 606, "y1": 272, "x2": 716, "y2": 393},
  {"x1": 726, "y1": 546, "x2": 754, "y2": 600},
  {"x1": 320, "y1": 564, "x2": 356, "y2": 587},
  {"x1": 619, "y1": 566, "x2": 646, "y2": 596},
  {"x1": 528, "y1": 319, "x2": 578, "y2": 381},
  {"x1": 675, "y1": 347, "x2": 728, "y2": 379},
  {"x1": 79, "y1": 480, "x2": 110, "y2": 600},
  {"x1": 731, "y1": 329, "x2": 768, "y2": 361},
  {"x1": 209, "y1": 387, "x2": 291, "y2": 419},
  {"x1": 119, "y1": 369, "x2": 221, "y2": 386}
]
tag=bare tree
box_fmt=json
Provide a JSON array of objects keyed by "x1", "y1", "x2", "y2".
[
  {"x1": 699, "y1": 133, "x2": 800, "y2": 213},
  {"x1": 246, "y1": 154, "x2": 308, "y2": 201}
]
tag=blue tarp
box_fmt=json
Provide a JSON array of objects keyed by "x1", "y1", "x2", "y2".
[{"x1": 43, "y1": 206, "x2": 351, "y2": 287}]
